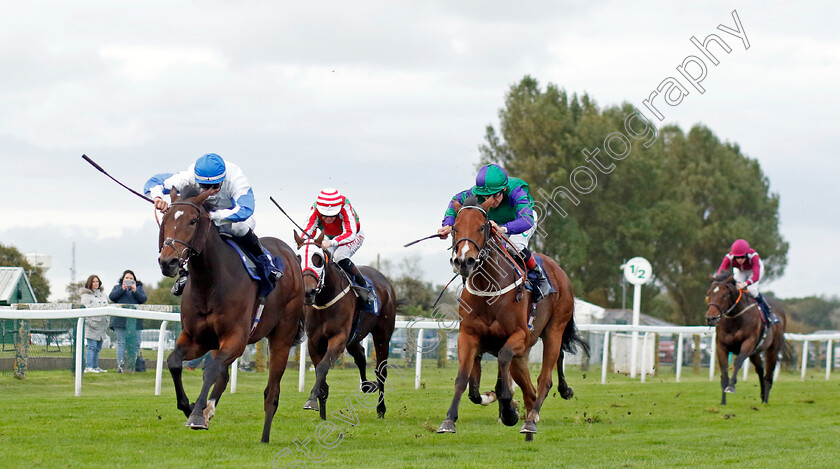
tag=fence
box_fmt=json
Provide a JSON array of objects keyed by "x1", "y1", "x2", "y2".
[{"x1": 2, "y1": 304, "x2": 839, "y2": 396}]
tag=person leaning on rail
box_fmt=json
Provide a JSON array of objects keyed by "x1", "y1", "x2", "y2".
[{"x1": 145, "y1": 153, "x2": 282, "y2": 296}]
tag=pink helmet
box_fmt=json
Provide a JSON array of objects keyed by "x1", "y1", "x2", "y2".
[
  {"x1": 729, "y1": 239, "x2": 750, "y2": 257},
  {"x1": 315, "y1": 188, "x2": 344, "y2": 217}
]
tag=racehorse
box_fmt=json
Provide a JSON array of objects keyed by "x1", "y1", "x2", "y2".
[
  {"x1": 158, "y1": 187, "x2": 304, "y2": 443},
  {"x1": 293, "y1": 231, "x2": 396, "y2": 421},
  {"x1": 705, "y1": 273, "x2": 787, "y2": 405},
  {"x1": 437, "y1": 196, "x2": 587, "y2": 438}
]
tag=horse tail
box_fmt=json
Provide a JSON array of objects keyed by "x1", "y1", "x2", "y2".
[
  {"x1": 293, "y1": 313, "x2": 306, "y2": 346},
  {"x1": 562, "y1": 316, "x2": 590, "y2": 359}
]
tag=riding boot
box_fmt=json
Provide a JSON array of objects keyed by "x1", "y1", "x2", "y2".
[
  {"x1": 528, "y1": 263, "x2": 551, "y2": 303},
  {"x1": 171, "y1": 269, "x2": 188, "y2": 296},
  {"x1": 755, "y1": 294, "x2": 779, "y2": 325},
  {"x1": 239, "y1": 230, "x2": 283, "y2": 284},
  {"x1": 338, "y1": 258, "x2": 373, "y2": 305}
]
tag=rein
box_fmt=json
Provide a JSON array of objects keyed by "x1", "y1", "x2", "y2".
[{"x1": 708, "y1": 285, "x2": 757, "y2": 320}]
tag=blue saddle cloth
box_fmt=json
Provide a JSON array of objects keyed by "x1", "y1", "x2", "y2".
[
  {"x1": 357, "y1": 275, "x2": 380, "y2": 316},
  {"x1": 225, "y1": 239, "x2": 285, "y2": 298},
  {"x1": 524, "y1": 256, "x2": 557, "y2": 296}
]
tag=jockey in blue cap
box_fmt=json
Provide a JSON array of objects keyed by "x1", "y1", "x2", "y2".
[{"x1": 146, "y1": 153, "x2": 282, "y2": 295}]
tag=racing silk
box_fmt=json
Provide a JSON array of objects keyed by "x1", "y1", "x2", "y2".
[
  {"x1": 146, "y1": 161, "x2": 256, "y2": 227},
  {"x1": 303, "y1": 197, "x2": 361, "y2": 245},
  {"x1": 716, "y1": 249, "x2": 762, "y2": 286},
  {"x1": 441, "y1": 177, "x2": 535, "y2": 234}
]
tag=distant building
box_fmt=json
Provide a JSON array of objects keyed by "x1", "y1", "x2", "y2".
[{"x1": 0, "y1": 267, "x2": 38, "y2": 305}]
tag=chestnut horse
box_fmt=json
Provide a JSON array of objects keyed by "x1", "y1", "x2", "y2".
[
  {"x1": 158, "y1": 187, "x2": 304, "y2": 443},
  {"x1": 437, "y1": 197, "x2": 587, "y2": 438},
  {"x1": 293, "y1": 231, "x2": 396, "y2": 421},
  {"x1": 705, "y1": 273, "x2": 787, "y2": 405}
]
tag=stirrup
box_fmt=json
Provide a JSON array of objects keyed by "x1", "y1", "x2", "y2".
[
  {"x1": 171, "y1": 274, "x2": 187, "y2": 296},
  {"x1": 268, "y1": 269, "x2": 282, "y2": 284}
]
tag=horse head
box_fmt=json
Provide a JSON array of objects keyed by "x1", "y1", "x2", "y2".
[
  {"x1": 705, "y1": 273, "x2": 737, "y2": 326},
  {"x1": 158, "y1": 186, "x2": 214, "y2": 278},
  {"x1": 450, "y1": 196, "x2": 495, "y2": 278},
  {"x1": 293, "y1": 230, "x2": 326, "y2": 305}
]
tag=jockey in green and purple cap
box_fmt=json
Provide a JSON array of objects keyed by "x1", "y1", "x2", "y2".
[{"x1": 437, "y1": 163, "x2": 551, "y2": 302}]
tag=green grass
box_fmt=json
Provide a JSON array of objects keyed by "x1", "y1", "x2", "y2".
[{"x1": 1, "y1": 363, "x2": 840, "y2": 468}]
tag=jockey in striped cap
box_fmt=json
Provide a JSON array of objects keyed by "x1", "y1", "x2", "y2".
[
  {"x1": 438, "y1": 163, "x2": 551, "y2": 303},
  {"x1": 147, "y1": 153, "x2": 282, "y2": 296},
  {"x1": 303, "y1": 188, "x2": 373, "y2": 305}
]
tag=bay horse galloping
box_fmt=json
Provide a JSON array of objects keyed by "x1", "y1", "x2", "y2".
[
  {"x1": 158, "y1": 187, "x2": 304, "y2": 442},
  {"x1": 437, "y1": 197, "x2": 587, "y2": 438},
  {"x1": 293, "y1": 231, "x2": 396, "y2": 421},
  {"x1": 705, "y1": 273, "x2": 787, "y2": 405}
]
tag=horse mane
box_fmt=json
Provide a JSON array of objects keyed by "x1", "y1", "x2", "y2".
[
  {"x1": 180, "y1": 184, "x2": 202, "y2": 199},
  {"x1": 462, "y1": 195, "x2": 480, "y2": 207},
  {"x1": 712, "y1": 272, "x2": 732, "y2": 283}
]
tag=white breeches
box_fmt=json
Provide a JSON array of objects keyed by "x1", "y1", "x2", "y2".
[
  {"x1": 328, "y1": 229, "x2": 365, "y2": 262},
  {"x1": 507, "y1": 213, "x2": 538, "y2": 251}
]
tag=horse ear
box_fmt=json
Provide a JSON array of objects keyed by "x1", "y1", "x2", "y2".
[
  {"x1": 293, "y1": 231, "x2": 303, "y2": 247},
  {"x1": 315, "y1": 231, "x2": 325, "y2": 247},
  {"x1": 481, "y1": 196, "x2": 495, "y2": 211},
  {"x1": 452, "y1": 200, "x2": 462, "y2": 213},
  {"x1": 194, "y1": 188, "x2": 213, "y2": 206},
  {"x1": 726, "y1": 275, "x2": 734, "y2": 284},
  {"x1": 169, "y1": 186, "x2": 179, "y2": 203},
  {"x1": 709, "y1": 274, "x2": 715, "y2": 280}
]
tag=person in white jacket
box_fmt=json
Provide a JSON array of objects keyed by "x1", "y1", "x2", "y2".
[{"x1": 80, "y1": 274, "x2": 110, "y2": 373}]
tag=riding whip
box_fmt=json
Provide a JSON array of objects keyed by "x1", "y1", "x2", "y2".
[
  {"x1": 403, "y1": 234, "x2": 442, "y2": 248},
  {"x1": 81, "y1": 154, "x2": 155, "y2": 204},
  {"x1": 268, "y1": 196, "x2": 317, "y2": 242}
]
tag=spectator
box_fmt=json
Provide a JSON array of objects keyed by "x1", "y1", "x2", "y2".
[
  {"x1": 109, "y1": 269, "x2": 147, "y2": 372},
  {"x1": 186, "y1": 351, "x2": 211, "y2": 371},
  {"x1": 80, "y1": 274, "x2": 109, "y2": 373}
]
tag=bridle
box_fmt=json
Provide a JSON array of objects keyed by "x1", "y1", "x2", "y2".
[
  {"x1": 159, "y1": 201, "x2": 207, "y2": 269},
  {"x1": 299, "y1": 240, "x2": 328, "y2": 293},
  {"x1": 452, "y1": 205, "x2": 492, "y2": 271},
  {"x1": 707, "y1": 282, "x2": 756, "y2": 321}
]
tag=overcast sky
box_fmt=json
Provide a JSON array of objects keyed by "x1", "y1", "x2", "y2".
[{"x1": 1, "y1": 1, "x2": 837, "y2": 303}]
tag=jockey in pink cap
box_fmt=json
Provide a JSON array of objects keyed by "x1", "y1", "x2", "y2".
[
  {"x1": 716, "y1": 239, "x2": 779, "y2": 325},
  {"x1": 302, "y1": 188, "x2": 373, "y2": 305}
]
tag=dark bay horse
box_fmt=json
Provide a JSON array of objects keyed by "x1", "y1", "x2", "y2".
[
  {"x1": 437, "y1": 197, "x2": 587, "y2": 438},
  {"x1": 705, "y1": 273, "x2": 787, "y2": 405},
  {"x1": 293, "y1": 231, "x2": 396, "y2": 421},
  {"x1": 158, "y1": 188, "x2": 304, "y2": 443}
]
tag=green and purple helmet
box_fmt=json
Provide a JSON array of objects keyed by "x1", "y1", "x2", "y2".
[{"x1": 474, "y1": 164, "x2": 508, "y2": 196}]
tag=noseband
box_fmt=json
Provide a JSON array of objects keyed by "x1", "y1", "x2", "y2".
[{"x1": 160, "y1": 201, "x2": 207, "y2": 268}]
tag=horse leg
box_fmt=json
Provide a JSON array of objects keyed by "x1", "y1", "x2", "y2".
[
  {"x1": 306, "y1": 334, "x2": 345, "y2": 421},
  {"x1": 510, "y1": 356, "x2": 537, "y2": 434},
  {"x1": 716, "y1": 343, "x2": 730, "y2": 406},
  {"x1": 556, "y1": 350, "x2": 574, "y2": 399},
  {"x1": 261, "y1": 332, "x2": 294, "y2": 443},
  {"x1": 166, "y1": 336, "x2": 207, "y2": 418},
  {"x1": 204, "y1": 360, "x2": 230, "y2": 424},
  {"x1": 761, "y1": 342, "x2": 781, "y2": 404},
  {"x1": 346, "y1": 341, "x2": 376, "y2": 393},
  {"x1": 468, "y1": 354, "x2": 493, "y2": 405},
  {"x1": 186, "y1": 337, "x2": 245, "y2": 429},
  {"x1": 303, "y1": 337, "x2": 325, "y2": 412},
  {"x1": 437, "y1": 333, "x2": 479, "y2": 433},
  {"x1": 497, "y1": 331, "x2": 528, "y2": 428},
  {"x1": 748, "y1": 353, "x2": 767, "y2": 404},
  {"x1": 727, "y1": 341, "x2": 755, "y2": 396},
  {"x1": 371, "y1": 329, "x2": 392, "y2": 418}
]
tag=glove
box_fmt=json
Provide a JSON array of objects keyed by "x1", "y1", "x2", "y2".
[
  {"x1": 209, "y1": 211, "x2": 224, "y2": 223},
  {"x1": 736, "y1": 281, "x2": 748, "y2": 290},
  {"x1": 321, "y1": 238, "x2": 334, "y2": 248}
]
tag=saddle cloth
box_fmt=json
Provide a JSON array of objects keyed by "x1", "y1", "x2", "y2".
[{"x1": 224, "y1": 239, "x2": 285, "y2": 298}]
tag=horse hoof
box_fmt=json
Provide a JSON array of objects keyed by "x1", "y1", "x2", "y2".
[
  {"x1": 520, "y1": 421, "x2": 537, "y2": 434},
  {"x1": 500, "y1": 407, "x2": 519, "y2": 427},
  {"x1": 360, "y1": 381, "x2": 378, "y2": 393},
  {"x1": 377, "y1": 411, "x2": 385, "y2": 419},
  {"x1": 560, "y1": 386, "x2": 574, "y2": 400},
  {"x1": 303, "y1": 399, "x2": 319, "y2": 411},
  {"x1": 724, "y1": 386, "x2": 736, "y2": 394},
  {"x1": 185, "y1": 414, "x2": 208, "y2": 430},
  {"x1": 437, "y1": 420, "x2": 456, "y2": 433}
]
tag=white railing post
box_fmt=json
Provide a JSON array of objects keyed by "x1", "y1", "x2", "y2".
[
  {"x1": 75, "y1": 318, "x2": 85, "y2": 397},
  {"x1": 231, "y1": 359, "x2": 238, "y2": 393},
  {"x1": 299, "y1": 338, "x2": 307, "y2": 392},
  {"x1": 640, "y1": 332, "x2": 649, "y2": 383},
  {"x1": 742, "y1": 359, "x2": 749, "y2": 381},
  {"x1": 415, "y1": 329, "x2": 424, "y2": 390},
  {"x1": 709, "y1": 332, "x2": 716, "y2": 381},
  {"x1": 801, "y1": 340, "x2": 809, "y2": 381},
  {"x1": 601, "y1": 331, "x2": 610, "y2": 385},
  {"x1": 155, "y1": 321, "x2": 168, "y2": 396},
  {"x1": 826, "y1": 339, "x2": 832, "y2": 381},
  {"x1": 675, "y1": 333, "x2": 684, "y2": 383}
]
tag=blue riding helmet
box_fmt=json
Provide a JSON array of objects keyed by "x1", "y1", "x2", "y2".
[{"x1": 194, "y1": 153, "x2": 226, "y2": 184}]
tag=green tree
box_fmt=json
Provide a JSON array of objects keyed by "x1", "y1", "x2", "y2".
[
  {"x1": 145, "y1": 276, "x2": 180, "y2": 306},
  {"x1": 0, "y1": 242, "x2": 50, "y2": 302},
  {"x1": 480, "y1": 76, "x2": 788, "y2": 324}
]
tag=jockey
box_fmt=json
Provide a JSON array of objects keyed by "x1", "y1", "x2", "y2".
[
  {"x1": 437, "y1": 163, "x2": 551, "y2": 302},
  {"x1": 716, "y1": 239, "x2": 779, "y2": 325},
  {"x1": 303, "y1": 188, "x2": 374, "y2": 306},
  {"x1": 146, "y1": 153, "x2": 282, "y2": 296}
]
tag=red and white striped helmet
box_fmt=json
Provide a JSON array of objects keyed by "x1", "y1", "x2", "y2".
[{"x1": 315, "y1": 188, "x2": 344, "y2": 216}]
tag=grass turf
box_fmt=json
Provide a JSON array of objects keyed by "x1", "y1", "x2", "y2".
[{"x1": 1, "y1": 362, "x2": 839, "y2": 468}]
